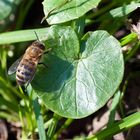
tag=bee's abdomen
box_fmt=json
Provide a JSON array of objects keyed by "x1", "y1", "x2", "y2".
[{"x1": 16, "y1": 59, "x2": 36, "y2": 85}]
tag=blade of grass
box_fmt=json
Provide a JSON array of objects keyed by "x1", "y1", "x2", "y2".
[
  {"x1": 33, "y1": 98, "x2": 46, "y2": 140},
  {"x1": 19, "y1": 105, "x2": 27, "y2": 139},
  {"x1": 0, "y1": 111, "x2": 19, "y2": 121},
  {"x1": 0, "y1": 87, "x2": 18, "y2": 103},
  {"x1": 1, "y1": 48, "x2": 7, "y2": 71},
  {"x1": 19, "y1": 86, "x2": 35, "y2": 133},
  {"x1": 0, "y1": 77, "x2": 27, "y2": 99},
  {"x1": 53, "y1": 118, "x2": 73, "y2": 139},
  {"x1": 87, "y1": 112, "x2": 140, "y2": 140},
  {"x1": 107, "y1": 90, "x2": 121, "y2": 127},
  {"x1": 119, "y1": 78, "x2": 129, "y2": 118},
  {"x1": 124, "y1": 42, "x2": 140, "y2": 62},
  {"x1": 0, "y1": 96, "x2": 19, "y2": 112},
  {"x1": 120, "y1": 32, "x2": 137, "y2": 46},
  {"x1": 0, "y1": 28, "x2": 49, "y2": 44}
]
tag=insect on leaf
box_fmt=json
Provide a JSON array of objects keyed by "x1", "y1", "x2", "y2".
[{"x1": 31, "y1": 25, "x2": 124, "y2": 119}]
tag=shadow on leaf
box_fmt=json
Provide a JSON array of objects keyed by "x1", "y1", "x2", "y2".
[{"x1": 31, "y1": 53, "x2": 74, "y2": 93}]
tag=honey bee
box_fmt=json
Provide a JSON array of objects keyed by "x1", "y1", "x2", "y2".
[{"x1": 8, "y1": 33, "x2": 49, "y2": 86}]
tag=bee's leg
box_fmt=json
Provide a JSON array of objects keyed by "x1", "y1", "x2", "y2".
[
  {"x1": 44, "y1": 48, "x2": 52, "y2": 54},
  {"x1": 25, "y1": 71, "x2": 36, "y2": 90},
  {"x1": 40, "y1": 48, "x2": 51, "y2": 69},
  {"x1": 38, "y1": 62, "x2": 48, "y2": 68}
]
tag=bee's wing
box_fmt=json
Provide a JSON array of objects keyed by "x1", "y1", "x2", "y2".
[{"x1": 8, "y1": 57, "x2": 22, "y2": 75}]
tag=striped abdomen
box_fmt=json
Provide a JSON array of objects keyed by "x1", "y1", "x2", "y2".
[{"x1": 16, "y1": 59, "x2": 36, "y2": 85}]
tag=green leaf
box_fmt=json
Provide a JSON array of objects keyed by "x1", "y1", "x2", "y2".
[
  {"x1": 99, "y1": 2, "x2": 140, "y2": 33},
  {"x1": 109, "y1": 3, "x2": 140, "y2": 18},
  {"x1": 100, "y1": 2, "x2": 140, "y2": 20},
  {"x1": 32, "y1": 25, "x2": 124, "y2": 118},
  {"x1": 42, "y1": 0, "x2": 101, "y2": 24}
]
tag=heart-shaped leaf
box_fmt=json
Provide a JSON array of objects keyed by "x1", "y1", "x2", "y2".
[
  {"x1": 32, "y1": 25, "x2": 124, "y2": 118},
  {"x1": 42, "y1": 0, "x2": 101, "y2": 24}
]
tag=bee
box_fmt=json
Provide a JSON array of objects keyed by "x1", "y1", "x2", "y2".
[{"x1": 8, "y1": 32, "x2": 49, "y2": 87}]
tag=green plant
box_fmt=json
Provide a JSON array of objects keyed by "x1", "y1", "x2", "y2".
[{"x1": 0, "y1": 0, "x2": 140, "y2": 139}]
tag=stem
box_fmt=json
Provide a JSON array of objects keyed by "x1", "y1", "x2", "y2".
[
  {"x1": 71, "y1": 16, "x2": 85, "y2": 39},
  {"x1": 119, "y1": 79, "x2": 129, "y2": 117},
  {"x1": 87, "y1": 2, "x2": 115, "y2": 19},
  {"x1": 124, "y1": 42, "x2": 140, "y2": 62},
  {"x1": 53, "y1": 118, "x2": 73, "y2": 139},
  {"x1": 19, "y1": 105, "x2": 26, "y2": 140},
  {"x1": 107, "y1": 90, "x2": 121, "y2": 127},
  {"x1": 1, "y1": 47, "x2": 7, "y2": 72},
  {"x1": 47, "y1": 113, "x2": 61, "y2": 140}
]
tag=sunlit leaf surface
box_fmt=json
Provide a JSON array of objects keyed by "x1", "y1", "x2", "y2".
[{"x1": 42, "y1": 0, "x2": 101, "y2": 24}]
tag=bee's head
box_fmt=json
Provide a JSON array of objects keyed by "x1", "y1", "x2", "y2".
[
  {"x1": 32, "y1": 41, "x2": 45, "y2": 50},
  {"x1": 26, "y1": 31, "x2": 46, "y2": 58},
  {"x1": 33, "y1": 31, "x2": 45, "y2": 50}
]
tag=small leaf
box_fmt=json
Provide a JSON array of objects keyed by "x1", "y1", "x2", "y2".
[
  {"x1": 32, "y1": 25, "x2": 124, "y2": 118},
  {"x1": 100, "y1": 2, "x2": 140, "y2": 20},
  {"x1": 109, "y1": 3, "x2": 140, "y2": 18},
  {"x1": 42, "y1": 0, "x2": 101, "y2": 24},
  {"x1": 99, "y1": 2, "x2": 140, "y2": 33}
]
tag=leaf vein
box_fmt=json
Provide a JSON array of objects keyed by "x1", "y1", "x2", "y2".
[{"x1": 81, "y1": 60, "x2": 108, "y2": 101}]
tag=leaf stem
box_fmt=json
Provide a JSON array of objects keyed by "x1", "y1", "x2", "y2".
[{"x1": 72, "y1": 16, "x2": 85, "y2": 39}]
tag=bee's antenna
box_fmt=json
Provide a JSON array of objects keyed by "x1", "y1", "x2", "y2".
[
  {"x1": 34, "y1": 31, "x2": 40, "y2": 42},
  {"x1": 34, "y1": 31, "x2": 45, "y2": 46}
]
